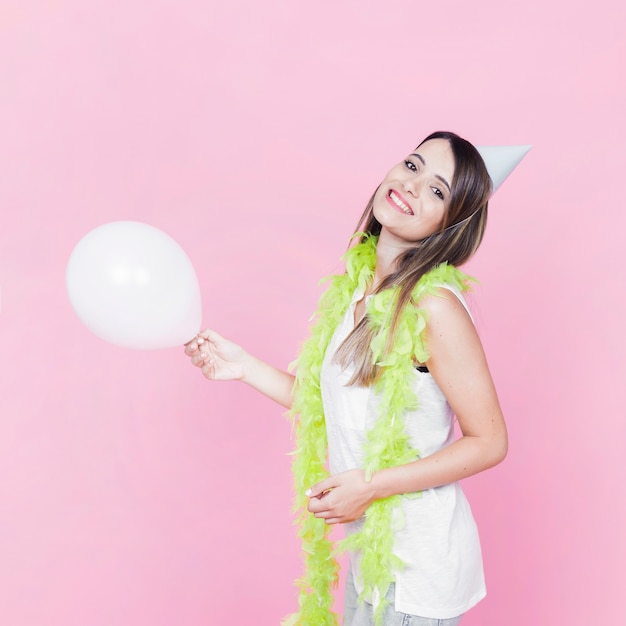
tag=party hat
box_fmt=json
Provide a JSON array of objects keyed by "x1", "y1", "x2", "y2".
[{"x1": 477, "y1": 144, "x2": 531, "y2": 194}]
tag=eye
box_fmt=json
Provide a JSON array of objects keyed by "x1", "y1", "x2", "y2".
[
  {"x1": 404, "y1": 159, "x2": 417, "y2": 172},
  {"x1": 431, "y1": 187, "x2": 445, "y2": 200}
]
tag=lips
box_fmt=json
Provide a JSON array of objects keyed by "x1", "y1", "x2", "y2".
[{"x1": 387, "y1": 189, "x2": 413, "y2": 215}]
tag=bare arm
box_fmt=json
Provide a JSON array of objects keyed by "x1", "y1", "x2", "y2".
[
  {"x1": 370, "y1": 289, "x2": 508, "y2": 495},
  {"x1": 307, "y1": 289, "x2": 508, "y2": 524},
  {"x1": 185, "y1": 329, "x2": 295, "y2": 409}
]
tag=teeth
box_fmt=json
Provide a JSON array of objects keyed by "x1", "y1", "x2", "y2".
[{"x1": 390, "y1": 191, "x2": 412, "y2": 214}]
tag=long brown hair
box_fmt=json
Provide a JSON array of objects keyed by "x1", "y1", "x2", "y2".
[{"x1": 335, "y1": 131, "x2": 492, "y2": 386}]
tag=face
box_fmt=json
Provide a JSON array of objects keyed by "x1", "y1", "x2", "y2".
[{"x1": 372, "y1": 138, "x2": 455, "y2": 248}]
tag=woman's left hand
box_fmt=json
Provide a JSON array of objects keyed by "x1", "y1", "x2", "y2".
[{"x1": 306, "y1": 470, "x2": 376, "y2": 525}]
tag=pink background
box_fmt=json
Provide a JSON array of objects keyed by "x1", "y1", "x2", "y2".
[{"x1": 1, "y1": 1, "x2": 624, "y2": 624}]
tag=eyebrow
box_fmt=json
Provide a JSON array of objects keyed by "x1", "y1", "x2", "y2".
[{"x1": 410, "y1": 152, "x2": 451, "y2": 193}]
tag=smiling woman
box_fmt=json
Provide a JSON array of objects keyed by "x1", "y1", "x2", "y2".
[
  {"x1": 185, "y1": 130, "x2": 508, "y2": 626},
  {"x1": 372, "y1": 138, "x2": 455, "y2": 243},
  {"x1": 340, "y1": 131, "x2": 492, "y2": 387}
]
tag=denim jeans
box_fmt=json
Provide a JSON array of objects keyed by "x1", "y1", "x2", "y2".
[{"x1": 343, "y1": 568, "x2": 463, "y2": 626}]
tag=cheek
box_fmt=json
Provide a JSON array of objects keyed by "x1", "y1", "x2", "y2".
[
  {"x1": 372, "y1": 186, "x2": 389, "y2": 213},
  {"x1": 417, "y1": 204, "x2": 446, "y2": 237},
  {"x1": 429, "y1": 203, "x2": 447, "y2": 227}
]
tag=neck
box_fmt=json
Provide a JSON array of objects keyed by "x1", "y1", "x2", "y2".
[{"x1": 372, "y1": 228, "x2": 411, "y2": 287}]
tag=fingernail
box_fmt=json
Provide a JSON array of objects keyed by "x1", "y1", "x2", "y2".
[
  {"x1": 197, "y1": 338, "x2": 205, "y2": 345},
  {"x1": 200, "y1": 352, "x2": 207, "y2": 359},
  {"x1": 305, "y1": 489, "x2": 312, "y2": 497}
]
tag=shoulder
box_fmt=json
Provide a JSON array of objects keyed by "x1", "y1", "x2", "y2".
[
  {"x1": 417, "y1": 287, "x2": 473, "y2": 329},
  {"x1": 417, "y1": 288, "x2": 484, "y2": 368}
]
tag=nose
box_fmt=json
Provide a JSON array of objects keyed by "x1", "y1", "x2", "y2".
[{"x1": 403, "y1": 173, "x2": 422, "y2": 197}]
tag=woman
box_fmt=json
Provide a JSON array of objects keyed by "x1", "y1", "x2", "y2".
[{"x1": 185, "y1": 131, "x2": 508, "y2": 626}]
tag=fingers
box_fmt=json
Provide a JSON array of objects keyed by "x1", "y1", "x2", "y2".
[
  {"x1": 184, "y1": 328, "x2": 215, "y2": 353},
  {"x1": 185, "y1": 328, "x2": 246, "y2": 385},
  {"x1": 305, "y1": 470, "x2": 369, "y2": 525},
  {"x1": 191, "y1": 352, "x2": 209, "y2": 367},
  {"x1": 186, "y1": 341, "x2": 210, "y2": 368},
  {"x1": 307, "y1": 489, "x2": 332, "y2": 506},
  {"x1": 308, "y1": 496, "x2": 340, "y2": 525},
  {"x1": 194, "y1": 348, "x2": 219, "y2": 377},
  {"x1": 306, "y1": 477, "x2": 336, "y2": 499},
  {"x1": 185, "y1": 329, "x2": 217, "y2": 364},
  {"x1": 306, "y1": 477, "x2": 337, "y2": 525},
  {"x1": 198, "y1": 328, "x2": 225, "y2": 343},
  {"x1": 308, "y1": 486, "x2": 335, "y2": 512},
  {"x1": 185, "y1": 339, "x2": 203, "y2": 356}
]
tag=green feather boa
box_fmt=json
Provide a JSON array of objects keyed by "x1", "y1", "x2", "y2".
[{"x1": 282, "y1": 234, "x2": 474, "y2": 626}]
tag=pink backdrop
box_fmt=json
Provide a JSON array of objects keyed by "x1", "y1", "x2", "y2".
[{"x1": 1, "y1": 1, "x2": 624, "y2": 624}]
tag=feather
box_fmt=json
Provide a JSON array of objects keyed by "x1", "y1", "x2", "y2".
[{"x1": 285, "y1": 234, "x2": 474, "y2": 625}]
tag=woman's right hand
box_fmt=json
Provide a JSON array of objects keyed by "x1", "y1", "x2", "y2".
[
  {"x1": 185, "y1": 328, "x2": 295, "y2": 409},
  {"x1": 185, "y1": 329, "x2": 249, "y2": 382}
]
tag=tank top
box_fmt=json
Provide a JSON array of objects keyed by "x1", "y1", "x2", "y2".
[{"x1": 320, "y1": 285, "x2": 487, "y2": 619}]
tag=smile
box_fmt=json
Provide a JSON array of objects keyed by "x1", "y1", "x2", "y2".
[{"x1": 387, "y1": 190, "x2": 413, "y2": 215}]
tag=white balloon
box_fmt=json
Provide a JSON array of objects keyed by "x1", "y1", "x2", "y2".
[{"x1": 66, "y1": 221, "x2": 202, "y2": 349}]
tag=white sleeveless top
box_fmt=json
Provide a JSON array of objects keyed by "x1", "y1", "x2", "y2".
[{"x1": 320, "y1": 286, "x2": 486, "y2": 619}]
